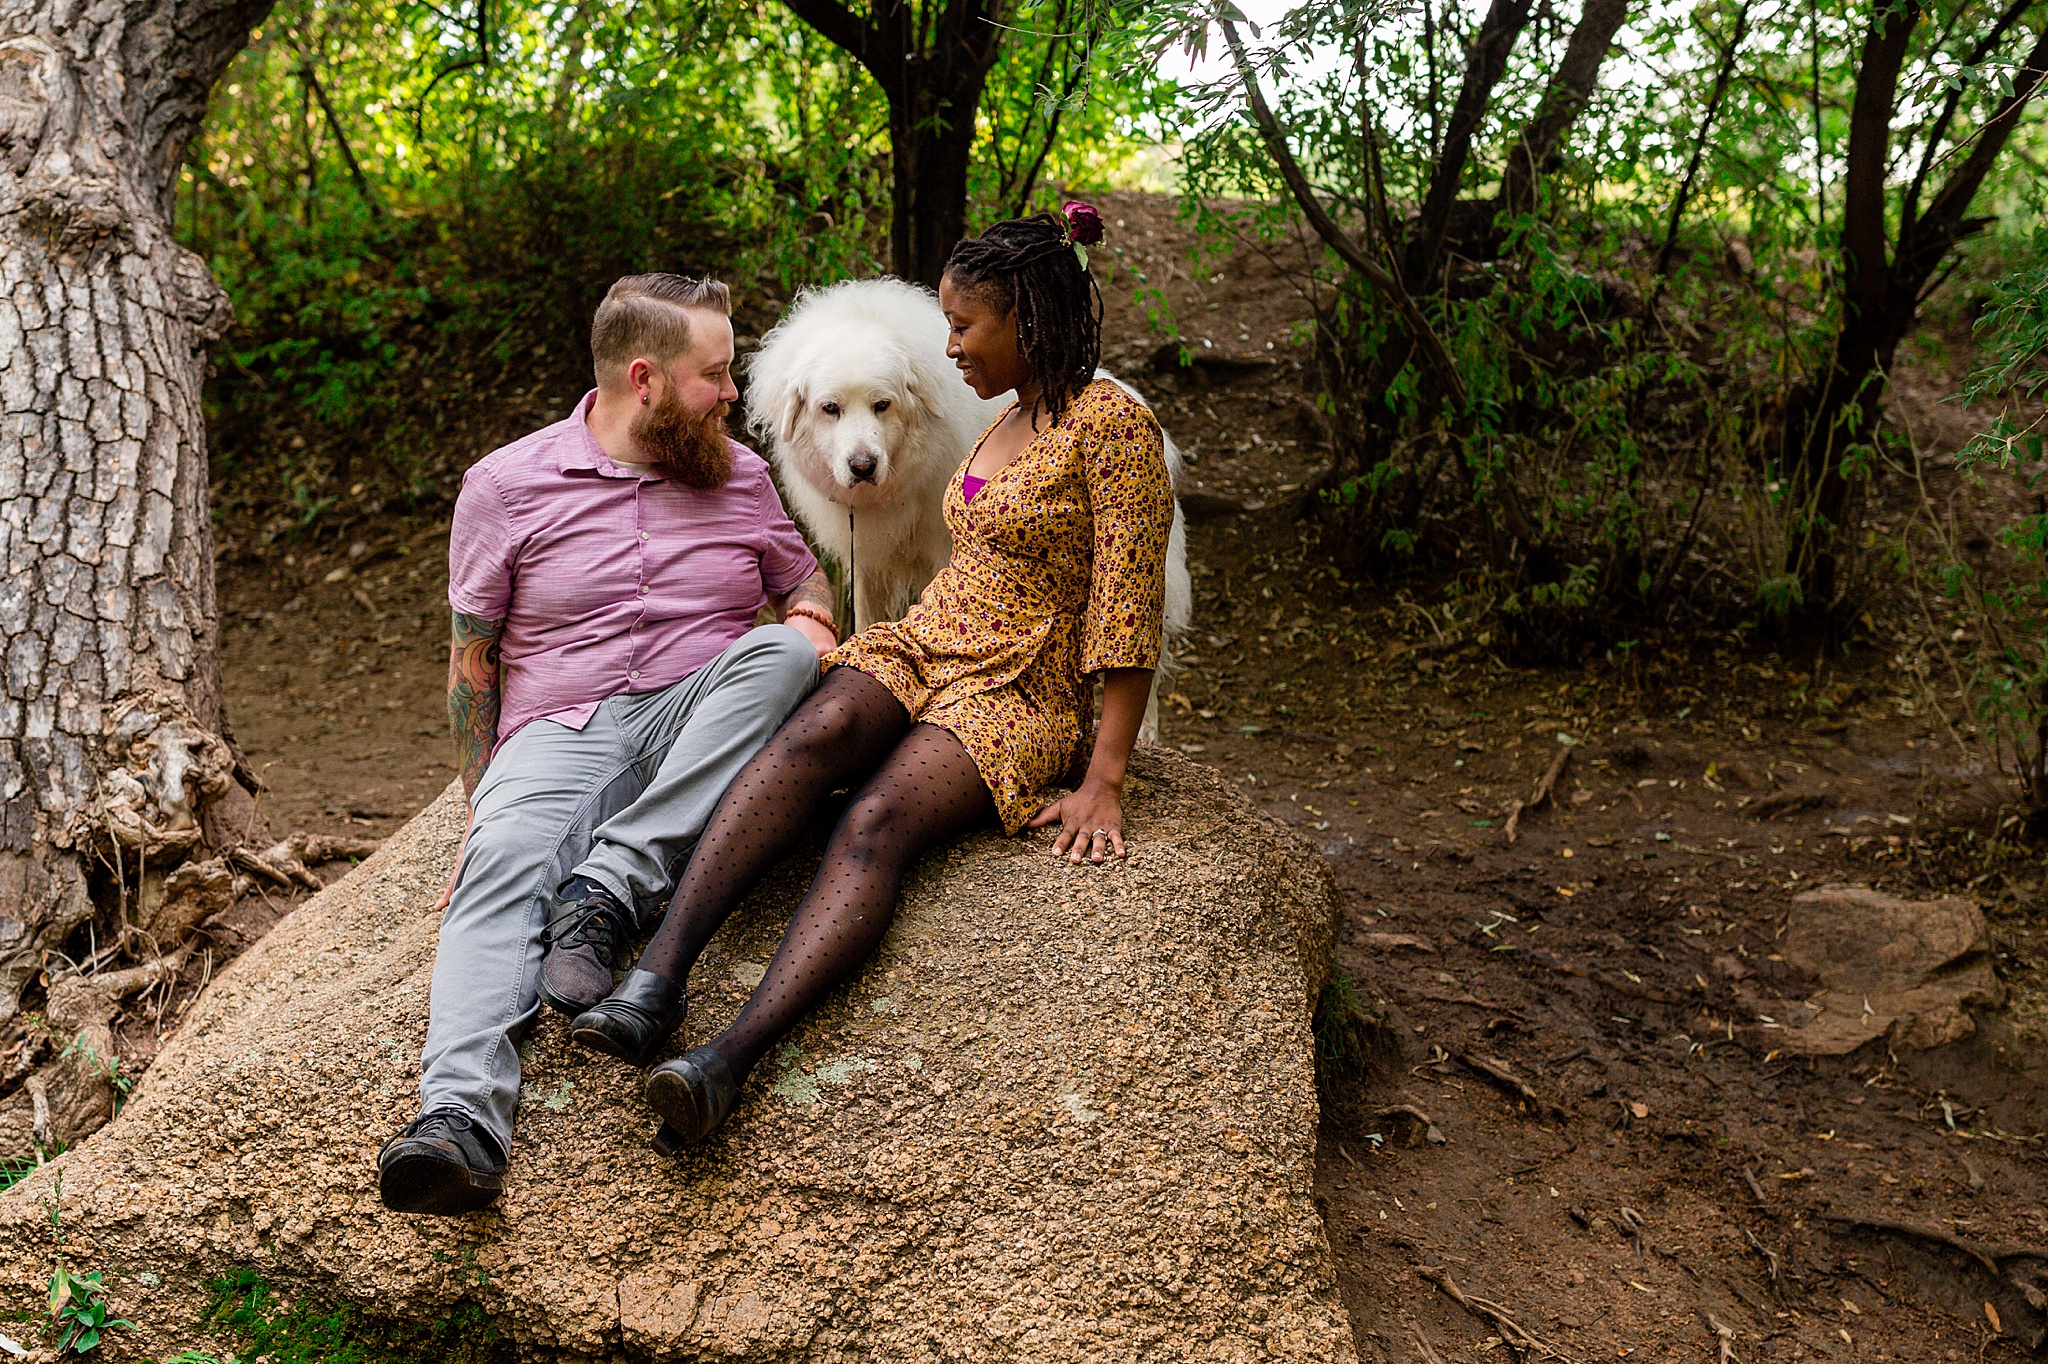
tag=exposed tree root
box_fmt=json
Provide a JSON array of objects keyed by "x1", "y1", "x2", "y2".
[{"x1": 1419, "y1": 1265, "x2": 1572, "y2": 1361}]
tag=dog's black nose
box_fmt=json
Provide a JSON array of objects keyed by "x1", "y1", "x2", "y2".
[{"x1": 848, "y1": 452, "x2": 879, "y2": 482}]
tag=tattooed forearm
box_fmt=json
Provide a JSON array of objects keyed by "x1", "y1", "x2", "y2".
[
  {"x1": 771, "y1": 569, "x2": 837, "y2": 629},
  {"x1": 448, "y1": 611, "x2": 505, "y2": 801},
  {"x1": 791, "y1": 570, "x2": 835, "y2": 617}
]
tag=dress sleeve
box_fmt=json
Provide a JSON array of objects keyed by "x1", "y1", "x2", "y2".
[{"x1": 1080, "y1": 395, "x2": 1175, "y2": 674}]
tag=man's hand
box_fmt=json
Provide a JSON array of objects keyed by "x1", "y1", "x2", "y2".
[
  {"x1": 770, "y1": 568, "x2": 839, "y2": 660},
  {"x1": 787, "y1": 615, "x2": 838, "y2": 657}
]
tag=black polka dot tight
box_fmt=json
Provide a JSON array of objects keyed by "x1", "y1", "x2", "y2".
[{"x1": 631, "y1": 666, "x2": 995, "y2": 1082}]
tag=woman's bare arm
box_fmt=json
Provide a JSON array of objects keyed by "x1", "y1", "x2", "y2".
[{"x1": 1027, "y1": 667, "x2": 1152, "y2": 862}]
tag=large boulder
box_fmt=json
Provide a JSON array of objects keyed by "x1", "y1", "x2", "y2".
[{"x1": 0, "y1": 750, "x2": 1355, "y2": 1362}]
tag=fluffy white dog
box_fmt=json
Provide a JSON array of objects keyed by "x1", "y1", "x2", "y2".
[{"x1": 745, "y1": 277, "x2": 1192, "y2": 740}]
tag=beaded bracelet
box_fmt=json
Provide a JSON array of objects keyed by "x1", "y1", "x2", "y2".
[{"x1": 784, "y1": 601, "x2": 838, "y2": 637}]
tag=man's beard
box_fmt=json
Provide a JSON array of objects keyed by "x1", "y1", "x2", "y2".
[{"x1": 632, "y1": 386, "x2": 734, "y2": 490}]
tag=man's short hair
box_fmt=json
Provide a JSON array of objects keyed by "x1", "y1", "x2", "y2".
[{"x1": 590, "y1": 274, "x2": 732, "y2": 385}]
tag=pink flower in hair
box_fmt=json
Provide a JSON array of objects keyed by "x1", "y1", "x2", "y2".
[{"x1": 1062, "y1": 200, "x2": 1105, "y2": 246}]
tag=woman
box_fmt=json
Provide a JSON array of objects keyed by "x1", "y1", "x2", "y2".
[{"x1": 569, "y1": 205, "x2": 1175, "y2": 1149}]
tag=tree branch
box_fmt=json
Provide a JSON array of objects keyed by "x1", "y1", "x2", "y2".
[
  {"x1": 1899, "y1": 21, "x2": 2048, "y2": 285},
  {"x1": 1653, "y1": 0, "x2": 1751, "y2": 283},
  {"x1": 1496, "y1": 0, "x2": 1630, "y2": 219},
  {"x1": 1221, "y1": 19, "x2": 1469, "y2": 414},
  {"x1": 1404, "y1": 0, "x2": 1534, "y2": 284},
  {"x1": 778, "y1": 0, "x2": 884, "y2": 87},
  {"x1": 299, "y1": 62, "x2": 383, "y2": 217},
  {"x1": 1900, "y1": 0, "x2": 2033, "y2": 237},
  {"x1": 1838, "y1": 0, "x2": 1921, "y2": 319}
]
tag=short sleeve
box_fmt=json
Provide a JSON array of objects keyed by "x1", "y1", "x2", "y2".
[
  {"x1": 447, "y1": 465, "x2": 518, "y2": 619},
  {"x1": 756, "y1": 463, "x2": 821, "y2": 596},
  {"x1": 1080, "y1": 395, "x2": 1175, "y2": 673}
]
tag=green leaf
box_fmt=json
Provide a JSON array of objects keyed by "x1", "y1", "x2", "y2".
[{"x1": 75, "y1": 1327, "x2": 101, "y2": 1352}]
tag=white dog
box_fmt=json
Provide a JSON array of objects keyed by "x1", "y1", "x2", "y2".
[{"x1": 745, "y1": 277, "x2": 1192, "y2": 741}]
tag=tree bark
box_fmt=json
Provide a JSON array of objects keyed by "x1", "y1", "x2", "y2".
[
  {"x1": 1495, "y1": 0, "x2": 1631, "y2": 220},
  {"x1": 779, "y1": 0, "x2": 1006, "y2": 287},
  {"x1": 0, "y1": 0, "x2": 272, "y2": 1019}
]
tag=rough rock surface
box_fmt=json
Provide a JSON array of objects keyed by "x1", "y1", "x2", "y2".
[
  {"x1": 0, "y1": 749, "x2": 1354, "y2": 1362},
  {"x1": 1778, "y1": 883, "x2": 2005, "y2": 1056}
]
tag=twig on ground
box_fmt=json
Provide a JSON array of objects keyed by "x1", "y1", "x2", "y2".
[
  {"x1": 1408, "y1": 1326, "x2": 1446, "y2": 1364},
  {"x1": 1749, "y1": 790, "x2": 1828, "y2": 820},
  {"x1": 1529, "y1": 745, "x2": 1573, "y2": 810},
  {"x1": 1824, "y1": 1214, "x2": 2039, "y2": 1278},
  {"x1": 1503, "y1": 747, "x2": 1571, "y2": 845},
  {"x1": 1702, "y1": 1310, "x2": 1735, "y2": 1364},
  {"x1": 1457, "y1": 1051, "x2": 1568, "y2": 1122},
  {"x1": 1742, "y1": 1226, "x2": 1781, "y2": 1285},
  {"x1": 1741, "y1": 1164, "x2": 1769, "y2": 1206}
]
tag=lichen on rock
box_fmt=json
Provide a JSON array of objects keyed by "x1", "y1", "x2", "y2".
[{"x1": 0, "y1": 749, "x2": 1356, "y2": 1361}]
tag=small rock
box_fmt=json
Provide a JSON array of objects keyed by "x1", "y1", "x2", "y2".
[{"x1": 1779, "y1": 884, "x2": 2004, "y2": 1055}]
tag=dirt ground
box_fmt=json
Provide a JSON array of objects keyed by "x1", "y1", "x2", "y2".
[{"x1": 208, "y1": 189, "x2": 2048, "y2": 1361}]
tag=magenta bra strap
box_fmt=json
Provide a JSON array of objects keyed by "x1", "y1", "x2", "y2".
[{"x1": 961, "y1": 474, "x2": 986, "y2": 503}]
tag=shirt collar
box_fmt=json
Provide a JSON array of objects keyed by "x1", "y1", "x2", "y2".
[{"x1": 559, "y1": 390, "x2": 641, "y2": 478}]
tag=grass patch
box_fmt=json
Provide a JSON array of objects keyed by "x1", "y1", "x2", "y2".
[
  {"x1": 0, "y1": 1153, "x2": 39, "y2": 1193},
  {"x1": 139, "y1": 1270, "x2": 507, "y2": 1364}
]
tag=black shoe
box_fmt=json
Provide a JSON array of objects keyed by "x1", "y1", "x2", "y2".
[
  {"x1": 644, "y1": 1047, "x2": 739, "y2": 1150},
  {"x1": 538, "y1": 876, "x2": 633, "y2": 1016},
  {"x1": 376, "y1": 1109, "x2": 504, "y2": 1215},
  {"x1": 569, "y1": 969, "x2": 686, "y2": 1066}
]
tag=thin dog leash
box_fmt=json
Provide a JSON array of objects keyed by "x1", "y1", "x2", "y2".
[{"x1": 846, "y1": 509, "x2": 856, "y2": 637}]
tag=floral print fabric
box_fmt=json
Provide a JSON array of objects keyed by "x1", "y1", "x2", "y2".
[{"x1": 829, "y1": 378, "x2": 1175, "y2": 831}]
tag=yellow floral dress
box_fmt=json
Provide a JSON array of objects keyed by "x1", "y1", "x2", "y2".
[{"x1": 829, "y1": 378, "x2": 1175, "y2": 831}]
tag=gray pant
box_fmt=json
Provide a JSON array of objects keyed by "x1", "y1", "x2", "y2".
[{"x1": 418, "y1": 624, "x2": 820, "y2": 1149}]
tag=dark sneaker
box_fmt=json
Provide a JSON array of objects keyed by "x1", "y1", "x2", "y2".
[
  {"x1": 377, "y1": 1109, "x2": 504, "y2": 1215},
  {"x1": 538, "y1": 876, "x2": 633, "y2": 1016}
]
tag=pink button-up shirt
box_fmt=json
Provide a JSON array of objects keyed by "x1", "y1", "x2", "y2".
[{"x1": 448, "y1": 392, "x2": 819, "y2": 748}]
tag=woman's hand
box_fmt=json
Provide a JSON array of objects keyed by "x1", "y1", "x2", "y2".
[{"x1": 1027, "y1": 778, "x2": 1127, "y2": 863}]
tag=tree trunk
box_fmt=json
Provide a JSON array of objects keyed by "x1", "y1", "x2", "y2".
[
  {"x1": 780, "y1": 0, "x2": 1005, "y2": 288},
  {"x1": 0, "y1": 0, "x2": 272, "y2": 1021},
  {"x1": 885, "y1": 67, "x2": 993, "y2": 288},
  {"x1": 1495, "y1": 0, "x2": 1631, "y2": 221},
  {"x1": 1787, "y1": 9, "x2": 2048, "y2": 612}
]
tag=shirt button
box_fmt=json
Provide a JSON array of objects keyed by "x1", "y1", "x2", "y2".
[
  {"x1": 640, "y1": 585, "x2": 649, "y2": 595},
  {"x1": 630, "y1": 670, "x2": 641, "y2": 679},
  {"x1": 640, "y1": 531, "x2": 649, "y2": 540}
]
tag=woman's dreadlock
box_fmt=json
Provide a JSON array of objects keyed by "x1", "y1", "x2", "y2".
[{"x1": 943, "y1": 211, "x2": 1103, "y2": 423}]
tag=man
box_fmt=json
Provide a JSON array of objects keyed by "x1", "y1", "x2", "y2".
[{"x1": 377, "y1": 274, "x2": 838, "y2": 1215}]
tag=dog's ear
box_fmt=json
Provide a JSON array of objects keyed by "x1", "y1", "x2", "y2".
[{"x1": 780, "y1": 381, "x2": 808, "y2": 443}]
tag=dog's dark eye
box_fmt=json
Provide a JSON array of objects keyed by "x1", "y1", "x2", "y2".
[
  {"x1": 873, "y1": 400, "x2": 891, "y2": 414},
  {"x1": 822, "y1": 402, "x2": 841, "y2": 417}
]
